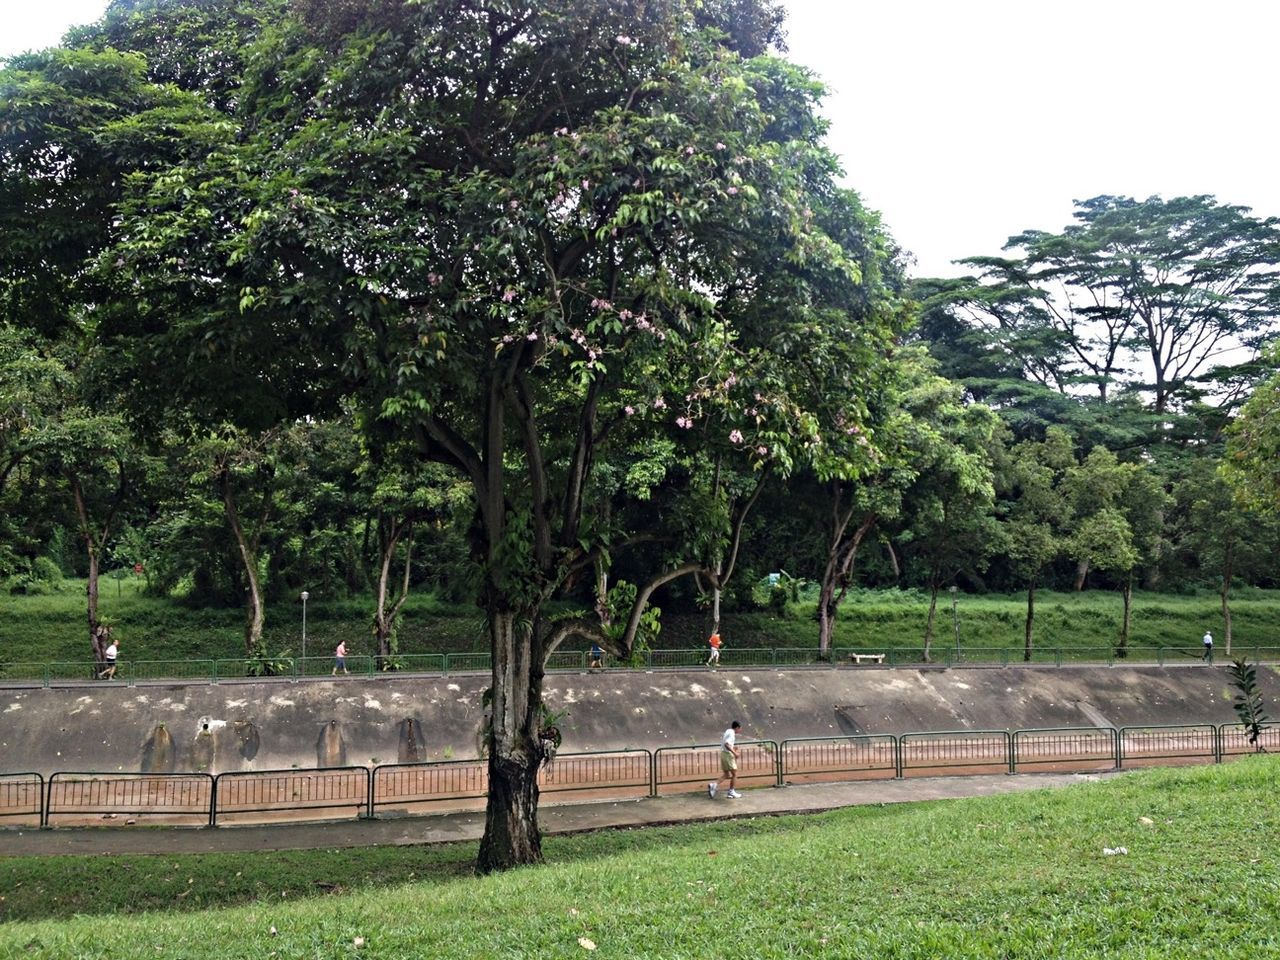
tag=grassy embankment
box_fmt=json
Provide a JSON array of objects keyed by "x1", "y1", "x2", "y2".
[
  {"x1": 2, "y1": 580, "x2": 1278, "y2": 665},
  {"x1": 1, "y1": 758, "x2": 1277, "y2": 956}
]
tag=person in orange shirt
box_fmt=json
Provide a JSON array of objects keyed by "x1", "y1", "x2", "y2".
[{"x1": 706, "y1": 631, "x2": 722, "y2": 666}]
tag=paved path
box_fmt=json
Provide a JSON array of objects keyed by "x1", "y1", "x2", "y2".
[{"x1": 0, "y1": 771, "x2": 1116, "y2": 857}]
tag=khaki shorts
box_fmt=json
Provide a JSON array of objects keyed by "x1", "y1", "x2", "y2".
[{"x1": 720, "y1": 749, "x2": 737, "y2": 773}]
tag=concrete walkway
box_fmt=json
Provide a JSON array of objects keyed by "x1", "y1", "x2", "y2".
[{"x1": 0, "y1": 771, "x2": 1116, "y2": 858}]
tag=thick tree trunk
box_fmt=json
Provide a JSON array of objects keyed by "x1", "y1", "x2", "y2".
[
  {"x1": 477, "y1": 607, "x2": 545, "y2": 873},
  {"x1": 1023, "y1": 578, "x2": 1036, "y2": 662}
]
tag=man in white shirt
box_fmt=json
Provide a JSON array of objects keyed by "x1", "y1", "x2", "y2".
[
  {"x1": 708, "y1": 720, "x2": 742, "y2": 799},
  {"x1": 100, "y1": 638, "x2": 119, "y2": 680},
  {"x1": 1202, "y1": 631, "x2": 1213, "y2": 663}
]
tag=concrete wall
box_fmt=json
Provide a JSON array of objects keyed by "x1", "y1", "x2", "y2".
[{"x1": 1, "y1": 664, "x2": 1274, "y2": 776}]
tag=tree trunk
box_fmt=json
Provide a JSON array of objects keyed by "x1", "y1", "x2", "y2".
[
  {"x1": 72, "y1": 478, "x2": 105, "y2": 667},
  {"x1": 1120, "y1": 575, "x2": 1132, "y2": 653},
  {"x1": 222, "y1": 471, "x2": 265, "y2": 659},
  {"x1": 373, "y1": 520, "x2": 412, "y2": 665},
  {"x1": 1221, "y1": 546, "x2": 1234, "y2": 655},
  {"x1": 817, "y1": 575, "x2": 837, "y2": 657},
  {"x1": 477, "y1": 607, "x2": 545, "y2": 873},
  {"x1": 1023, "y1": 578, "x2": 1036, "y2": 662},
  {"x1": 923, "y1": 582, "x2": 938, "y2": 663},
  {"x1": 1073, "y1": 557, "x2": 1089, "y2": 592}
]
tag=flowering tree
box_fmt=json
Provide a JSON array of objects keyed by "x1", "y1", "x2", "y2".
[{"x1": 9, "y1": 0, "x2": 900, "y2": 870}]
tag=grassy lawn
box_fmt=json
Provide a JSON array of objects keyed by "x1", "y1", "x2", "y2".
[
  {"x1": 2, "y1": 758, "x2": 1278, "y2": 957},
  {"x1": 3, "y1": 581, "x2": 1278, "y2": 666}
]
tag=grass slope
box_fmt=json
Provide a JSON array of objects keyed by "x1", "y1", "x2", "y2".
[
  {"x1": 3, "y1": 581, "x2": 1278, "y2": 665},
  {"x1": 2, "y1": 758, "x2": 1278, "y2": 958}
]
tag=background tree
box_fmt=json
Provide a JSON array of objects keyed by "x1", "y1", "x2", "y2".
[{"x1": 955, "y1": 195, "x2": 1280, "y2": 416}]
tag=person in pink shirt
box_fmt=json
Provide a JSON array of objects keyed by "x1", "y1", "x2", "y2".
[{"x1": 332, "y1": 640, "x2": 349, "y2": 675}]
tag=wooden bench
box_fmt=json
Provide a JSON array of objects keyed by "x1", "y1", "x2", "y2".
[{"x1": 849, "y1": 653, "x2": 886, "y2": 665}]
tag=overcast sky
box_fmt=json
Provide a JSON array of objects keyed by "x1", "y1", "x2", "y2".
[{"x1": 5, "y1": 0, "x2": 1279, "y2": 277}]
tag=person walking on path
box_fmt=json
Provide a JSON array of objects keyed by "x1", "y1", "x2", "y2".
[
  {"x1": 589, "y1": 643, "x2": 603, "y2": 669},
  {"x1": 1202, "y1": 630, "x2": 1213, "y2": 663},
  {"x1": 706, "y1": 631, "x2": 722, "y2": 667},
  {"x1": 709, "y1": 720, "x2": 742, "y2": 799},
  {"x1": 99, "y1": 636, "x2": 119, "y2": 680},
  {"x1": 333, "y1": 640, "x2": 349, "y2": 675}
]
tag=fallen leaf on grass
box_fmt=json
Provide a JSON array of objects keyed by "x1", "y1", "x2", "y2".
[
  {"x1": 353, "y1": 937, "x2": 365, "y2": 948},
  {"x1": 578, "y1": 938, "x2": 597, "y2": 951},
  {"x1": 1138, "y1": 816, "x2": 1154, "y2": 825}
]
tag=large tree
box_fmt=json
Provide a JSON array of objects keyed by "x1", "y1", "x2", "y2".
[
  {"x1": 951, "y1": 195, "x2": 1280, "y2": 416},
  {"x1": 60, "y1": 0, "x2": 900, "y2": 871}
]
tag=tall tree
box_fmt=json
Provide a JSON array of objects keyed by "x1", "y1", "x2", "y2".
[
  {"x1": 76, "y1": 0, "x2": 898, "y2": 872},
  {"x1": 953, "y1": 195, "x2": 1280, "y2": 415}
]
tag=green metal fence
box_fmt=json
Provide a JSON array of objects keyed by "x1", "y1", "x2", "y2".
[{"x1": 5, "y1": 643, "x2": 1278, "y2": 687}]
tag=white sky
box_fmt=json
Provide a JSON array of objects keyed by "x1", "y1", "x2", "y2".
[{"x1": 5, "y1": 0, "x2": 1279, "y2": 278}]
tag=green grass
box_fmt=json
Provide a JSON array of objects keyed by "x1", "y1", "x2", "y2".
[
  {"x1": 2, "y1": 758, "x2": 1278, "y2": 957},
  {"x1": 3, "y1": 580, "x2": 1278, "y2": 666}
]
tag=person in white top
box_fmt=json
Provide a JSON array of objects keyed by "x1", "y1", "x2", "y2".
[
  {"x1": 100, "y1": 638, "x2": 119, "y2": 680},
  {"x1": 708, "y1": 720, "x2": 742, "y2": 799},
  {"x1": 1202, "y1": 631, "x2": 1213, "y2": 663}
]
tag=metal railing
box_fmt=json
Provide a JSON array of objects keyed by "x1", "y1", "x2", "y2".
[
  {"x1": 9, "y1": 722, "x2": 1275, "y2": 830},
  {"x1": 4, "y1": 646, "x2": 1277, "y2": 687},
  {"x1": 0, "y1": 772, "x2": 43, "y2": 825},
  {"x1": 43, "y1": 772, "x2": 214, "y2": 827},
  {"x1": 212, "y1": 767, "x2": 371, "y2": 826}
]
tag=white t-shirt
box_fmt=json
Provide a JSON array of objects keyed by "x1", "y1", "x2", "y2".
[
  {"x1": 105, "y1": 643, "x2": 118, "y2": 661},
  {"x1": 1203, "y1": 633, "x2": 1213, "y2": 646},
  {"x1": 721, "y1": 727, "x2": 737, "y2": 751}
]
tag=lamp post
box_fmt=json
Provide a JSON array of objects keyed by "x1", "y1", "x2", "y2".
[
  {"x1": 300, "y1": 591, "x2": 310, "y2": 675},
  {"x1": 949, "y1": 585, "x2": 960, "y2": 659}
]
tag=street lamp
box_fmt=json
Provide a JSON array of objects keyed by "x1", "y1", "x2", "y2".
[
  {"x1": 300, "y1": 591, "x2": 310, "y2": 675},
  {"x1": 949, "y1": 585, "x2": 960, "y2": 658}
]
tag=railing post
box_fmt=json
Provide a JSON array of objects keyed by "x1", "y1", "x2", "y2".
[
  {"x1": 210, "y1": 774, "x2": 219, "y2": 826},
  {"x1": 41, "y1": 774, "x2": 51, "y2": 828},
  {"x1": 1112, "y1": 727, "x2": 1121, "y2": 770},
  {"x1": 893, "y1": 735, "x2": 903, "y2": 779},
  {"x1": 364, "y1": 767, "x2": 375, "y2": 819},
  {"x1": 1009, "y1": 732, "x2": 1018, "y2": 774},
  {"x1": 649, "y1": 750, "x2": 658, "y2": 798},
  {"x1": 773, "y1": 740, "x2": 782, "y2": 787}
]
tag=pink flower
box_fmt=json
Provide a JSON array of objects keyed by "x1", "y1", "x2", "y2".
[
  {"x1": 618, "y1": 309, "x2": 632, "y2": 320},
  {"x1": 729, "y1": 429, "x2": 745, "y2": 444},
  {"x1": 427, "y1": 272, "x2": 441, "y2": 286},
  {"x1": 502, "y1": 289, "x2": 516, "y2": 303},
  {"x1": 676, "y1": 416, "x2": 692, "y2": 429},
  {"x1": 685, "y1": 146, "x2": 695, "y2": 156},
  {"x1": 653, "y1": 397, "x2": 666, "y2": 409},
  {"x1": 582, "y1": 179, "x2": 591, "y2": 190},
  {"x1": 727, "y1": 187, "x2": 738, "y2": 196},
  {"x1": 288, "y1": 188, "x2": 299, "y2": 197},
  {"x1": 526, "y1": 332, "x2": 538, "y2": 341},
  {"x1": 508, "y1": 200, "x2": 520, "y2": 210},
  {"x1": 625, "y1": 405, "x2": 636, "y2": 416},
  {"x1": 756, "y1": 445, "x2": 768, "y2": 455},
  {"x1": 715, "y1": 142, "x2": 726, "y2": 151}
]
